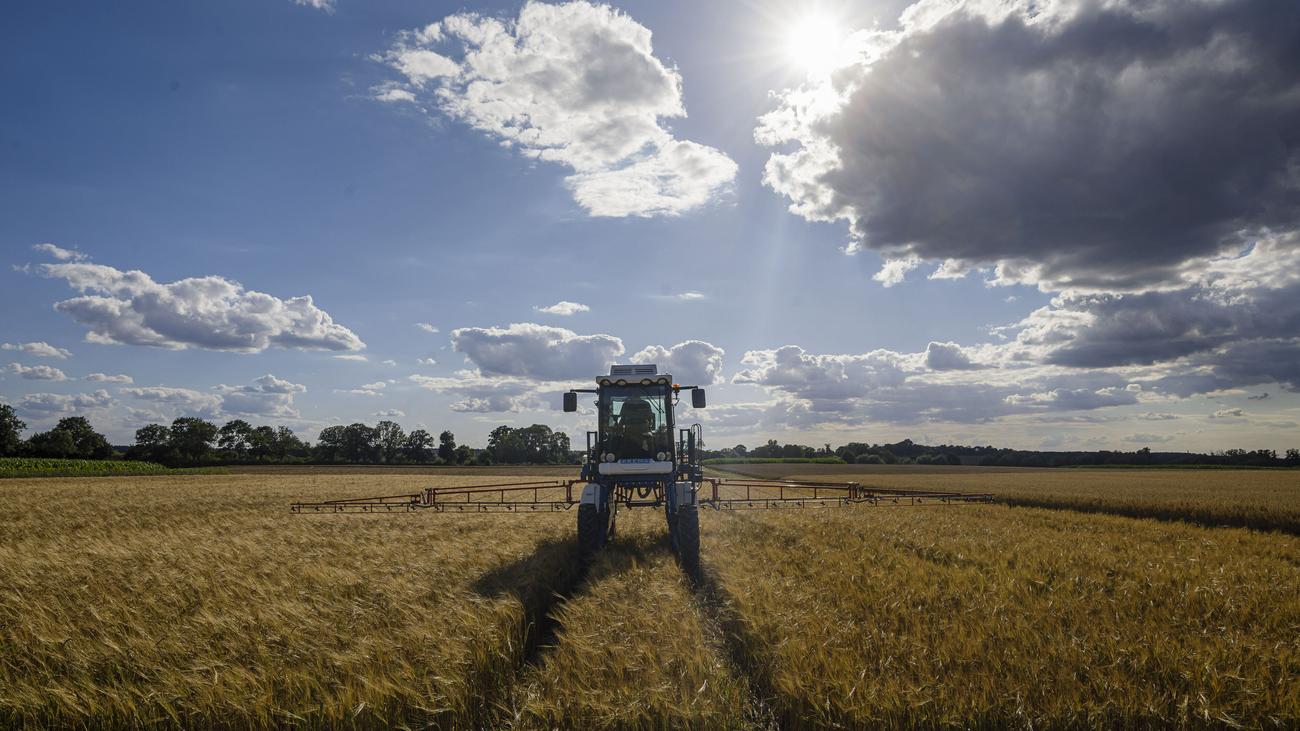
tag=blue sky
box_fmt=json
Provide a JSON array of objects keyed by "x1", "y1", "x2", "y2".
[{"x1": 3, "y1": 0, "x2": 1298, "y2": 452}]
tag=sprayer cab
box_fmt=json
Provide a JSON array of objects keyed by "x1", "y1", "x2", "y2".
[{"x1": 564, "y1": 365, "x2": 706, "y2": 477}]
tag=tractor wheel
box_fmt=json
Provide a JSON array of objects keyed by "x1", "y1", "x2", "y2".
[
  {"x1": 674, "y1": 505, "x2": 700, "y2": 575},
  {"x1": 577, "y1": 503, "x2": 606, "y2": 559}
]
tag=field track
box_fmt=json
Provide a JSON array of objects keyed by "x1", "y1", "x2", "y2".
[{"x1": 2, "y1": 470, "x2": 1297, "y2": 728}]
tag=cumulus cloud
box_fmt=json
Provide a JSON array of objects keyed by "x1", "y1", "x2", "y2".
[
  {"x1": 215, "y1": 374, "x2": 307, "y2": 418},
  {"x1": 333, "y1": 354, "x2": 368, "y2": 362},
  {"x1": 378, "y1": 1, "x2": 736, "y2": 217},
  {"x1": 535, "y1": 301, "x2": 590, "y2": 316},
  {"x1": 631, "y1": 340, "x2": 724, "y2": 384},
  {"x1": 123, "y1": 375, "x2": 305, "y2": 419},
  {"x1": 122, "y1": 386, "x2": 222, "y2": 418},
  {"x1": 32, "y1": 243, "x2": 86, "y2": 262},
  {"x1": 925, "y1": 342, "x2": 982, "y2": 371},
  {"x1": 35, "y1": 259, "x2": 364, "y2": 353},
  {"x1": 18, "y1": 389, "x2": 113, "y2": 417},
  {"x1": 86, "y1": 373, "x2": 134, "y2": 384},
  {"x1": 375, "y1": 409, "x2": 406, "y2": 418},
  {"x1": 415, "y1": 323, "x2": 439, "y2": 334},
  {"x1": 410, "y1": 371, "x2": 547, "y2": 413},
  {"x1": 451, "y1": 322, "x2": 623, "y2": 380},
  {"x1": 338, "y1": 381, "x2": 388, "y2": 397},
  {"x1": 417, "y1": 357, "x2": 437, "y2": 366},
  {"x1": 6, "y1": 363, "x2": 68, "y2": 381},
  {"x1": 292, "y1": 0, "x2": 334, "y2": 12},
  {"x1": 2, "y1": 342, "x2": 71, "y2": 359},
  {"x1": 757, "y1": 0, "x2": 1300, "y2": 291}
]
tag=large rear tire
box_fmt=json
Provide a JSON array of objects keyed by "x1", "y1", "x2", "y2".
[
  {"x1": 577, "y1": 503, "x2": 606, "y2": 559},
  {"x1": 674, "y1": 505, "x2": 700, "y2": 575}
]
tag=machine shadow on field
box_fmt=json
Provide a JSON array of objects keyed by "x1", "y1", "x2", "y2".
[
  {"x1": 684, "y1": 561, "x2": 783, "y2": 727},
  {"x1": 470, "y1": 526, "x2": 673, "y2": 670}
]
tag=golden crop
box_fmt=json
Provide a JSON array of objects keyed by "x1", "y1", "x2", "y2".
[
  {"x1": 719, "y1": 464, "x2": 1300, "y2": 534},
  {"x1": 702, "y1": 504, "x2": 1300, "y2": 728},
  {"x1": 3, "y1": 469, "x2": 1297, "y2": 729}
]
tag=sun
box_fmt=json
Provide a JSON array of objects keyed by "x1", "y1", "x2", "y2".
[{"x1": 783, "y1": 14, "x2": 844, "y2": 75}]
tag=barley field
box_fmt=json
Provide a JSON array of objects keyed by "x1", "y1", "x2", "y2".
[
  {"x1": 2, "y1": 469, "x2": 1298, "y2": 729},
  {"x1": 713, "y1": 463, "x2": 1300, "y2": 534}
]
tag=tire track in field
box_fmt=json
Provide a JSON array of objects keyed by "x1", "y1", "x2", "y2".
[
  {"x1": 683, "y1": 552, "x2": 780, "y2": 730},
  {"x1": 467, "y1": 535, "x2": 589, "y2": 726}
]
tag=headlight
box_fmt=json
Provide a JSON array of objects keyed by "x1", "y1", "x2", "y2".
[
  {"x1": 599, "y1": 378, "x2": 611, "y2": 386},
  {"x1": 656, "y1": 451, "x2": 667, "y2": 461},
  {"x1": 641, "y1": 378, "x2": 653, "y2": 385},
  {"x1": 657, "y1": 376, "x2": 670, "y2": 384},
  {"x1": 616, "y1": 379, "x2": 627, "y2": 386},
  {"x1": 603, "y1": 452, "x2": 616, "y2": 462}
]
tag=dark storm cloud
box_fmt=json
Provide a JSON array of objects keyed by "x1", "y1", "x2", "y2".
[{"x1": 759, "y1": 0, "x2": 1300, "y2": 290}]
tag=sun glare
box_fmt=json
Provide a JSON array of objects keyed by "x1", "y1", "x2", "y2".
[{"x1": 784, "y1": 14, "x2": 843, "y2": 75}]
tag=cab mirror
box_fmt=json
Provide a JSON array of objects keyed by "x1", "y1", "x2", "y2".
[
  {"x1": 563, "y1": 392, "x2": 577, "y2": 412},
  {"x1": 692, "y1": 388, "x2": 706, "y2": 409}
]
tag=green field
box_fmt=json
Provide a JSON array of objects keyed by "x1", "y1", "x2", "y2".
[
  {"x1": 2, "y1": 468, "x2": 1297, "y2": 728},
  {"x1": 0, "y1": 457, "x2": 173, "y2": 478}
]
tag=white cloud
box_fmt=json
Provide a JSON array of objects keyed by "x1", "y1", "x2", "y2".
[
  {"x1": 2, "y1": 342, "x2": 71, "y2": 359},
  {"x1": 535, "y1": 301, "x2": 590, "y2": 316},
  {"x1": 32, "y1": 243, "x2": 86, "y2": 262},
  {"x1": 375, "y1": 409, "x2": 406, "y2": 418},
  {"x1": 122, "y1": 386, "x2": 222, "y2": 418},
  {"x1": 17, "y1": 389, "x2": 113, "y2": 417},
  {"x1": 36, "y1": 261, "x2": 364, "y2": 353},
  {"x1": 415, "y1": 323, "x2": 439, "y2": 334},
  {"x1": 292, "y1": 0, "x2": 334, "y2": 12},
  {"x1": 85, "y1": 373, "x2": 133, "y2": 384},
  {"x1": 216, "y1": 374, "x2": 307, "y2": 418},
  {"x1": 925, "y1": 342, "x2": 983, "y2": 371},
  {"x1": 378, "y1": 1, "x2": 736, "y2": 217},
  {"x1": 451, "y1": 322, "x2": 623, "y2": 381},
  {"x1": 872, "y1": 256, "x2": 921, "y2": 288},
  {"x1": 123, "y1": 374, "x2": 306, "y2": 419},
  {"x1": 338, "y1": 381, "x2": 388, "y2": 397},
  {"x1": 333, "y1": 354, "x2": 368, "y2": 362},
  {"x1": 631, "y1": 340, "x2": 725, "y2": 385},
  {"x1": 6, "y1": 363, "x2": 68, "y2": 381},
  {"x1": 381, "y1": 359, "x2": 397, "y2": 366},
  {"x1": 417, "y1": 357, "x2": 437, "y2": 366},
  {"x1": 410, "y1": 371, "x2": 548, "y2": 413},
  {"x1": 669, "y1": 291, "x2": 706, "y2": 301}
]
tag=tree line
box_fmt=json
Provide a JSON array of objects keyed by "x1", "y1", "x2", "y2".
[
  {"x1": 2, "y1": 402, "x2": 1296, "y2": 468},
  {"x1": 705, "y1": 438, "x2": 1300, "y2": 467}
]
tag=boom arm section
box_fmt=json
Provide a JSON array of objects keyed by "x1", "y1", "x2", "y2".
[{"x1": 290, "y1": 478, "x2": 992, "y2": 514}]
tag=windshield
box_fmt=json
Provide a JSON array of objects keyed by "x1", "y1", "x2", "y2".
[{"x1": 601, "y1": 385, "x2": 671, "y2": 459}]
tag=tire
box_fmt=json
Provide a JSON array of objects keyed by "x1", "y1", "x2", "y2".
[
  {"x1": 674, "y1": 505, "x2": 700, "y2": 575},
  {"x1": 577, "y1": 503, "x2": 605, "y2": 559}
]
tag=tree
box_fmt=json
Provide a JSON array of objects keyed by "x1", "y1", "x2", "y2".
[
  {"x1": 248, "y1": 425, "x2": 277, "y2": 461},
  {"x1": 217, "y1": 420, "x2": 254, "y2": 460},
  {"x1": 454, "y1": 444, "x2": 473, "y2": 465},
  {"x1": 37, "y1": 417, "x2": 112, "y2": 459},
  {"x1": 0, "y1": 404, "x2": 26, "y2": 457},
  {"x1": 438, "y1": 430, "x2": 457, "y2": 463},
  {"x1": 130, "y1": 423, "x2": 174, "y2": 463},
  {"x1": 404, "y1": 429, "x2": 434, "y2": 463},
  {"x1": 273, "y1": 427, "x2": 305, "y2": 461},
  {"x1": 340, "y1": 423, "x2": 378, "y2": 463},
  {"x1": 26, "y1": 429, "x2": 76, "y2": 458},
  {"x1": 169, "y1": 417, "x2": 218, "y2": 464},
  {"x1": 316, "y1": 426, "x2": 347, "y2": 462},
  {"x1": 374, "y1": 421, "x2": 405, "y2": 463}
]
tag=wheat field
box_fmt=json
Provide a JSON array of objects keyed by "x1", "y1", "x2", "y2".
[{"x1": 2, "y1": 470, "x2": 1298, "y2": 728}]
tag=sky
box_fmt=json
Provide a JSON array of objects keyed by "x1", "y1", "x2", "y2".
[{"x1": 2, "y1": 0, "x2": 1299, "y2": 453}]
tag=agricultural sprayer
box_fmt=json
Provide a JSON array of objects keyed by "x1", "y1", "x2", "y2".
[{"x1": 292, "y1": 364, "x2": 993, "y2": 570}]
